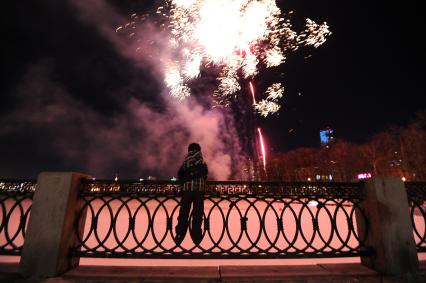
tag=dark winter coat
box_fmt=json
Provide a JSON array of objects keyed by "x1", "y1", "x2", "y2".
[{"x1": 178, "y1": 150, "x2": 208, "y2": 191}]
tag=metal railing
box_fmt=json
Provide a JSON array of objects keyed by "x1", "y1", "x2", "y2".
[
  {"x1": 0, "y1": 179, "x2": 36, "y2": 255},
  {"x1": 406, "y1": 182, "x2": 426, "y2": 252},
  {"x1": 71, "y1": 180, "x2": 369, "y2": 259}
]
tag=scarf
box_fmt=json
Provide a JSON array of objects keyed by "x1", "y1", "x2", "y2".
[{"x1": 182, "y1": 150, "x2": 204, "y2": 169}]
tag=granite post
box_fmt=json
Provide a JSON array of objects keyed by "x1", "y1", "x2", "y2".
[
  {"x1": 357, "y1": 176, "x2": 418, "y2": 275},
  {"x1": 19, "y1": 172, "x2": 90, "y2": 277}
]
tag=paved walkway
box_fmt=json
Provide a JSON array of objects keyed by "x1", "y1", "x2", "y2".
[{"x1": 1, "y1": 262, "x2": 426, "y2": 282}]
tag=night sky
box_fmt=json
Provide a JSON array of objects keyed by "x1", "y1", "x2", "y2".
[{"x1": 1, "y1": 0, "x2": 424, "y2": 179}]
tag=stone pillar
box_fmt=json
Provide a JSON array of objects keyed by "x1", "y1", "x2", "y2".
[
  {"x1": 358, "y1": 176, "x2": 418, "y2": 275},
  {"x1": 19, "y1": 172, "x2": 90, "y2": 278}
]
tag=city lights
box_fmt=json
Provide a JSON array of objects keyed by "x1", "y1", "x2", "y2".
[{"x1": 357, "y1": 173, "x2": 372, "y2": 180}]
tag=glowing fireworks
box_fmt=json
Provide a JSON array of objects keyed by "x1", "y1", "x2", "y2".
[
  {"x1": 164, "y1": 0, "x2": 330, "y2": 115},
  {"x1": 249, "y1": 81, "x2": 256, "y2": 105},
  {"x1": 254, "y1": 82, "x2": 284, "y2": 117},
  {"x1": 258, "y1": 127, "x2": 267, "y2": 170},
  {"x1": 266, "y1": 83, "x2": 284, "y2": 100},
  {"x1": 300, "y1": 19, "x2": 331, "y2": 48},
  {"x1": 264, "y1": 47, "x2": 285, "y2": 67},
  {"x1": 119, "y1": 0, "x2": 331, "y2": 117},
  {"x1": 255, "y1": 100, "x2": 281, "y2": 117},
  {"x1": 164, "y1": 63, "x2": 191, "y2": 99}
]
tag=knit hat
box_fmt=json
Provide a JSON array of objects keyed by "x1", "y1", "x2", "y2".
[{"x1": 188, "y1": 143, "x2": 201, "y2": 152}]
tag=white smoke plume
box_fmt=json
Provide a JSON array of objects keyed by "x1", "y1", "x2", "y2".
[
  {"x1": 0, "y1": 0, "x2": 245, "y2": 179},
  {"x1": 1, "y1": 63, "x2": 240, "y2": 179}
]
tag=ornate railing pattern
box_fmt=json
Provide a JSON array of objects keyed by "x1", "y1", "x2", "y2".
[
  {"x1": 0, "y1": 179, "x2": 35, "y2": 255},
  {"x1": 71, "y1": 180, "x2": 369, "y2": 259},
  {"x1": 406, "y1": 182, "x2": 426, "y2": 252}
]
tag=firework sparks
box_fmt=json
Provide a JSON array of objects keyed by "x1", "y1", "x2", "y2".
[
  {"x1": 183, "y1": 53, "x2": 202, "y2": 79},
  {"x1": 264, "y1": 47, "x2": 285, "y2": 67},
  {"x1": 164, "y1": 63, "x2": 191, "y2": 99},
  {"x1": 216, "y1": 76, "x2": 241, "y2": 97},
  {"x1": 299, "y1": 18, "x2": 331, "y2": 48},
  {"x1": 255, "y1": 100, "x2": 281, "y2": 117},
  {"x1": 266, "y1": 83, "x2": 284, "y2": 101},
  {"x1": 121, "y1": 0, "x2": 331, "y2": 116},
  {"x1": 258, "y1": 127, "x2": 267, "y2": 170},
  {"x1": 254, "y1": 83, "x2": 284, "y2": 117}
]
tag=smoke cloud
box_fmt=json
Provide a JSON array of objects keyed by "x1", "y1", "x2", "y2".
[{"x1": 1, "y1": 0, "x2": 244, "y2": 179}]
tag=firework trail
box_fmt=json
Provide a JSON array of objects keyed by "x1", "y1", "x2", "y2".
[
  {"x1": 118, "y1": 0, "x2": 331, "y2": 117},
  {"x1": 257, "y1": 127, "x2": 266, "y2": 170},
  {"x1": 249, "y1": 81, "x2": 256, "y2": 105}
]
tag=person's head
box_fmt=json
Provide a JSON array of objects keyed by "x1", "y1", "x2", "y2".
[{"x1": 188, "y1": 143, "x2": 201, "y2": 153}]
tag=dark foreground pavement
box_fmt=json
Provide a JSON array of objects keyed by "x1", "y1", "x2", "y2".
[{"x1": 1, "y1": 262, "x2": 426, "y2": 283}]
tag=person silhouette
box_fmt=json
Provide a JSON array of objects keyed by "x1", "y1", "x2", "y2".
[{"x1": 174, "y1": 143, "x2": 208, "y2": 245}]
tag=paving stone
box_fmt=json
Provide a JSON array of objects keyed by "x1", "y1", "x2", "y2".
[
  {"x1": 220, "y1": 264, "x2": 331, "y2": 280},
  {"x1": 318, "y1": 263, "x2": 378, "y2": 276},
  {"x1": 0, "y1": 262, "x2": 19, "y2": 274},
  {"x1": 64, "y1": 265, "x2": 219, "y2": 280},
  {"x1": 3, "y1": 263, "x2": 417, "y2": 283}
]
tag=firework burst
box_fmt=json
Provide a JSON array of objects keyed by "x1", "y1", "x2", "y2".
[{"x1": 119, "y1": 0, "x2": 331, "y2": 117}]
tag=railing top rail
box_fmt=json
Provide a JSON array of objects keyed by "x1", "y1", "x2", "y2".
[
  {"x1": 81, "y1": 178, "x2": 361, "y2": 186},
  {"x1": 0, "y1": 179, "x2": 37, "y2": 194},
  {"x1": 406, "y1": 181, "x2": 426, "y2": 184},
  {"x1": 405, "y1": 181, "x2": 426, "y2": 200},
  {"x1": 79, "y1": 179, "x2": 364, "y2": 198},
  {"x1": 405, "y1": 181, "x2": 426, "y2": 188},
  {"x1": 81, "y1": 179, "x2": 182, "y2": 185}
]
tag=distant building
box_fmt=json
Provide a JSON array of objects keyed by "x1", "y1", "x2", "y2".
[
  {"x1": 319, "y1": 127, "x2": 334, "y2": 147},
  {"x1": 315, "y1": 174, "x2": 333, "y2": 181}
]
